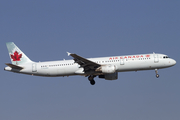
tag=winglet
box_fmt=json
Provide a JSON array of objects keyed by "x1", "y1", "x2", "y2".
[{"x1": 67, "y1": 52, "x2": 71, "y2": 56}]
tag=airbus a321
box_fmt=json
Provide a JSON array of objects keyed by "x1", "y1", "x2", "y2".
[{"x1": 4, "y1": 42, "x2": 176, "y2": 85}]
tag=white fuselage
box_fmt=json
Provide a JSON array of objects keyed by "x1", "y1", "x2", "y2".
[{"x1": 5, "y1": 53, "x2": 176, "y2": 77}]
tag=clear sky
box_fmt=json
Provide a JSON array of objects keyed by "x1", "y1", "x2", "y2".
[{"x1": 0, "y1": 0, "x2": 180, "y2": 120}]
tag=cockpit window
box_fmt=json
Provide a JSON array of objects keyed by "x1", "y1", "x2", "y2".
[{"x1": 163, "y1": 56, "x2": 170, "y2": 59}]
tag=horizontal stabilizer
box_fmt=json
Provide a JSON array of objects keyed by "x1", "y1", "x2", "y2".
[{"x1": 5, "y1": 63, "x2": 23, "y2": 70}]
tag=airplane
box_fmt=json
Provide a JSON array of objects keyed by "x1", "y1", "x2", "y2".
[{"x1": 4, "y1": 42, "x2": 176, "y2": 85}]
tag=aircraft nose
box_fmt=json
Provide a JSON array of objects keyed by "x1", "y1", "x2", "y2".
[
  {"x1": 173, "y1": 60, "x2": 176, "y2": 65},
  {"x1": 172, "y1": 59, "x2": 176, "y2": 66}
]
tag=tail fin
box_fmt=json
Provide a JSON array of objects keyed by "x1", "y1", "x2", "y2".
[{"x1": 6, "y1": 42, "x2": 33, "y2": 65}]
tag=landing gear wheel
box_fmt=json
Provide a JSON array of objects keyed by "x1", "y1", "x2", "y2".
[
  {"x1": 155, "y1": 69, "x2": 159, "y2": 78},
  {"x1": 90, "y1": 80, "x2": 95, "y2": 85},
  {"x1": 156, "y1": 74, "x2": 159, "y2": 78},
  {"x1": 88, "y1": 75, "x2": 96, "y2": 85}
]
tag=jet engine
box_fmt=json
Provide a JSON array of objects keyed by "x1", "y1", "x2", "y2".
[{"x1": 96, "y1": 65, "x2": 116, "y2": 74}]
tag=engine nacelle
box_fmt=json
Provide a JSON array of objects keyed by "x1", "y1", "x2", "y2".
[
  {"x1": 96, "y1": 65, "x2": 116, "y2": 74},
  {"x1": 99, "y1": 72, "x2": 118, "y2": 80}
]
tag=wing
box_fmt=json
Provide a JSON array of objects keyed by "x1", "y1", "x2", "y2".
[{"x1": 67, "y1": 52, "x2": 101, "y2": 72}]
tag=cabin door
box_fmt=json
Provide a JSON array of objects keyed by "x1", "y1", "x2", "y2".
[
  {"x1": 154, "y1": 53, "x2": 159, "y2": 63},
  {"x1": 32, "y1": 63, "x2": 37, "y2": 72}
]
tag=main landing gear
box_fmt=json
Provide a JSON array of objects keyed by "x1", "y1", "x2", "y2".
[
  {"x1": 88, "y1": 75, "x2": 96, "y2": 85},
  {"x1": 155, "y1": 69, "x2": 159, "y2": 78}
]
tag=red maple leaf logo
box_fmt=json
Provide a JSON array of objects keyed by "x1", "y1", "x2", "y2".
[
  {"x1": 146, "y1": 55, "x2": 150, "y2": 57},
  {"x1": 11, "y1": 51, "x2": 22, "y2": 61}
]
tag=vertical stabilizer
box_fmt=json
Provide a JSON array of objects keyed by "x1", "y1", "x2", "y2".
[{"x1": 6, "y1": 42, "x2": 33, "y2": 65}]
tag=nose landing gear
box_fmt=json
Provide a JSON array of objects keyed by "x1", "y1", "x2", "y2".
[
  {"x1": 88, "y1": 75, "x2": 96, "y2": 85},
  {"x1": 155, "y1": 69, "x2": 159, "y2": 78}
]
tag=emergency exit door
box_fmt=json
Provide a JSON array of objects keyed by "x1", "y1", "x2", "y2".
[{"x1": 120, "y1": 58, "x2": 124, "y2": 65}]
